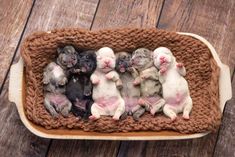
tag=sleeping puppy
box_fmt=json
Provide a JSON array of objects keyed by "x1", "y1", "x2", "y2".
[
  {"x1": 56, "y1": 45, "x2": 80, "y2": 77},
  {"x1": 131, "y1": 48, "x2": 165, "y2": 115},
  {"x1": 115, "y1": 52, "x2": 145, "y2": 120},
  {"x1": 90, "y1": 47, "x2": 125, "y2": 120},
  {"x1": 65, "y1": 50, "x2": 97, "y2": 119},
  {"x1": 153, "y1": 47, "x2": 192, "y2": 120},
  {"x1": 43, "y1": 62, "x2": 72, "y2": 118}
]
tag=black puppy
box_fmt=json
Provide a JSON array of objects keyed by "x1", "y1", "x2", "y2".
[{"x1": 65, "y1": 50, "x2": 97, "y2": 119}]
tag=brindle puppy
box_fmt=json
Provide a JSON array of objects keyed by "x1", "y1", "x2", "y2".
[
  {"x1": 131, "y1": 48, "x2": 165, "y2": 115},
  {"x1": 66, "y1": 50, "x2": 97, "y2": 119},
  {"x1": 115, "y1": 52, "x2": 145, "y2": 120}
]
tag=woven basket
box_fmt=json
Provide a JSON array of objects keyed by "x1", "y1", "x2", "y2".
[{"x1": 19, "y1": 28, "x2": 222, "y2": 134}]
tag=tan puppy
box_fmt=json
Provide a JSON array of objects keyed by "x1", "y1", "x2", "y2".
[{"x1": 90, "y1": 47, "x2": 125, "y2": 120}]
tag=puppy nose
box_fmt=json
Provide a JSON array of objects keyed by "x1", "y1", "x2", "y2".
[
  {"x1": 160, "y1": 56, "x2": 165, "y2": 60},
  {"x1": 104, "y1": 60, "x2": 110, "y2": 64}
]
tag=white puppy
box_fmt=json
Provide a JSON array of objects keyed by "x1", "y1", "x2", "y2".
[
  {"x1": 90, "y1": 47, "x2": 125, "y2": 120},
  {"x1": 153, "y1": 47, "x2": 193, "y2": 120}
]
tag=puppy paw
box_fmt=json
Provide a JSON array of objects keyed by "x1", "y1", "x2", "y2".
[
  {"x1": 176, "y1": 63, "x2": 184, "y2": 68},
  {"x1": 84, "y1": 88, "x2": 92, "y2": 96},
  {"x1": 171, "y1": 116, "x2": 177, "y2": 122},
  {"x1": 150, "y1": 109, "x2": 156, "y2": 116},
  {"x1": 138, "y1": 98, "x2": 145, "y2": 105},
  {"x1": 92, "y1": 78, "x2": 100, "y2": 85},
  {"x1": 112, "y1": 115, "x2": 120, "y2": 121},
  {"x1": 159, "y1": 67, "x2": 167, "y2": 75},
  {"x1": 89, "y1": 115, "x2": 99, "y2": 120},
  {"x1": 116, "y1": 80, "x2": 123, "y2": 89},
  {"x1": 105, "y1": 73, "x2": 113, "y2": 80},
  {"x1": 183, "y1": 114, "x2": 190, "y2": 120},
  {"x1": 59, "y1": 77, "x2": 67, "y2": 85},
  {"x1": 133, "y1": 79, "x2": 141, "y2": 85}
]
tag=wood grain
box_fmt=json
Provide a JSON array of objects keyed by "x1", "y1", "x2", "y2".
[
  {"x1": 118, "y1": 133, "x2": 218, "y2": 157},
  {"x1": 0, "y1": 0, "x2": 33, "y2": 89},
  {"x1": 0, "y1": 0, "x2": 99, "y2": 156},
  {"x1": 48, "y1": 140, "x2": 120, "y2": 157},
  {"x1": 158, "y1": 0, "x2": 235, "y2": 73},
  {"x1": 0, "y1": 79, "x2": 50, "y2": 157},
  {"x1": 117, "y1": 0, "x2": 235, "y2": 156},
  {"x1": 214, "y1": 73, "x2": 235, "y2": 157},
  {"x1": 92, "y1": 0, "x2": 164, "y2": 29}
]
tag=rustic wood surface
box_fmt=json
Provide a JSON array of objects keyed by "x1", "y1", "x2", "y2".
[
  {"x1": 0, "y1": 0, "x2": 234, "y2": 156},
  {"x1": 0, "y1": 0, "x2": 33, "y2": 90}
]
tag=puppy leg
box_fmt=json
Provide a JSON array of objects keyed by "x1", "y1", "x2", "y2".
[
  {"x1": 120, "y1": 111, "x2": 128, "y2": 120},
  {"x1": 182, "y1": 97, "x2": 193, "y2": 120},
  {"x1": 150, "y1": 98, "x2": 165, "y2": 115},
  {"x1": 89, "y1": 103, "x2": 101, "y2": 120},
  {"x1": 176, "y1": 63, "x2": 186, "y2": 76},
  {"x1": 44, "y1": 97, "x2": 59, "y2": 118},
  {"x1": 133, "y1": 107, "x2": 145, "y2": 120},
  {"x1": 163, "y1": 105, "x2": 177, "y2": 121},
  {"x1": 113, "y1": 98, "x2": 125, "y2": 120},
  {"x1": 61, "y1": 101, "x2": 72, "y2": 117}
]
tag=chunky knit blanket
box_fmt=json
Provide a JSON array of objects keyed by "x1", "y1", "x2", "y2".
[{"x1": 21, "y1": 28, "x2": 221, "y2": 133}]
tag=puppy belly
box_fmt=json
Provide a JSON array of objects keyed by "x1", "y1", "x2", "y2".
[
  {"x1": 142, "y1": 96, "x2": 162, "y2": 105},
  {"x1": 165, "y1": 92, "x2": 188, "y2": 113},
  {"x1": 124, "y1": 97, "x2": 139, "y2": 112},
  {"x1": 48, "y1": 93, "x2": 68, "y2": 106},
  {"x1": 95, "y1": 96, "x2": 120, "y2": 115}
]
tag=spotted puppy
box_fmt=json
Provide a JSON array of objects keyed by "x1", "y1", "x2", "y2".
[{"x1": 131, "y1": 48, "x2": 165, "y2": 115}]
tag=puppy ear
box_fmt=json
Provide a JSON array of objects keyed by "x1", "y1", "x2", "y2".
[{"x1": 57, "y1": 47, "x2": 63, "y2": 54}]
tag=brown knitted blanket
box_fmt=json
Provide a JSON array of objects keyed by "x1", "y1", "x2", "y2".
[{"x1": 21, "y1": 28, "x2": 221, "y2": 133}]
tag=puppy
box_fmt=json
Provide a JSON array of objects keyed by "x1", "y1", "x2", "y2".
[
  {"x1": 66, "y1": 50, "x2": 97, "y2": 119},
  {"x1": 131, "y1": 48, "x2": 165, "y2": 115},
  {"x1": 90, "y1": 47, "x2": 125, "y2": 120},
  {"x1": 153, "y1": 47, "x2": 192, "y2": 120},
  {"x1": 43, "y1": 62, "x2": 72, "y2": 118},
  {"x1": 56, "y1": 45, "x2": 79, "y2": 76},
  {"x1": 115, "y1": 52, "x2": 145, "y2": 120}
]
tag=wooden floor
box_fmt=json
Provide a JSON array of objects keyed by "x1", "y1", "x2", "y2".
[{"x1": 0, "y1": 0, "x2": 234, "y2": 156}]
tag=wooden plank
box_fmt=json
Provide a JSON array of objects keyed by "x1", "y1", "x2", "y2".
[
  {"x1": 92, "y1": 0, "x2": 164, "y2": 29},
  {"x1": 213, "y1": 73, "x2": 235, "y2": 157},
  {"x1": 47, "y1": 0, "x2": 164, "y2": 156},
  {"x1": 158, "y1": 0, "x2": 235, "y2": 73},
  {"x1": 117, "y1": 0, "x2": 234, "y2": 156},
  {"x1": 0, "y1": 0, "x2": 99, "y2": 156},
  {"x1": 0, "y1": 79, "x2": 51, "y2": 157},
  {"x1": 0, "y1": 0, "x2": 33, "y2": 89},
  {"x1": 47, "y1": 140, "x2": 120, "y2": 157}
]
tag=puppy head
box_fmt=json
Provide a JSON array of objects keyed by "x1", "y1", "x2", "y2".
[
  {"x1": 44, "y1": 62, "x2": 67, "y2": 93},
  {"x1": 131, "y1": 48, "x2": 153, "y2": 70},
  {"x1": 77, "y1": 50, "x2": 97, "y2": 75},
  {"x1": 153, "y1": 47, "x2": 175, "y2": 69},
  {"x1": 57, "y1": 45, "x2": 78, "y2": 68},
  {"x1": 115, "y1": 52, "x2": 131, "y2": 73},
  {"x1": 96, "y1": 47, "x2": 116, "y2": 73}
]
